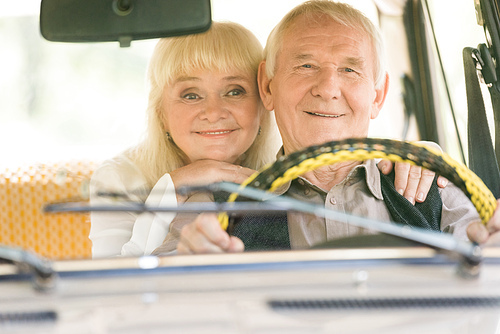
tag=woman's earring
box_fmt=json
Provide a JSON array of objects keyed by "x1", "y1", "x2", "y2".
[
  {"x1": 258, "y1": 126, "x2": 261, "y2": 136},
  {"x1": 166, "y1": 132, "x2": 172, "y2": 140}
]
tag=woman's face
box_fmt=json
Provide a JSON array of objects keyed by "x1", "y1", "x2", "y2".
[{"x1": 161, "y1": 69, "x2": 261, "y2": 164}]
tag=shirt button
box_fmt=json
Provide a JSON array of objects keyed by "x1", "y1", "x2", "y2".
[
  {"x1": 329, "y1": 197, "x2": 337, "y2": 205},
  {"x1": 304, "y1": 188, "x2": 310, "y2": 195},
  {"x1": 298, "y1": 179, "x2": 305, "y2": 186}
]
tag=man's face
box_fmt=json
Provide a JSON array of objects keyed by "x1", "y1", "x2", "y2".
[{"x1": 260, "y1": 14, "x2": 388, "y2": 155}]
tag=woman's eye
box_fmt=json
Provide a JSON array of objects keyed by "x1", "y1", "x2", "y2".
[
  {"x1": 227, "y1": 89, "x2": 244, "y2": 97},
  {"x1": 343, "y1": 67, "x2": 355, "y2": 73},
  {"x1": 182, "y1": 93, "x2": 199, "y2": 100},
  {"x1": 301, "y1": 64, "x2": 312, "y2": 69}
]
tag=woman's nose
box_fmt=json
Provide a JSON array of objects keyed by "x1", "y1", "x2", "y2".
[{"x1": 199, "y1": 97, "x2": 228, "y2": 122}]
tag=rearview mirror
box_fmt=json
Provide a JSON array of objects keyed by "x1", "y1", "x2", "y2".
[{"x1": 40, "y1": 0, "x2": 212, "y2": 47}]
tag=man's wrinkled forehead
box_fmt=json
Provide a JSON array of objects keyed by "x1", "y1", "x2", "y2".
[
  {"x1": 291, "y1": 52, "x2": 368, "y2": 68},
  {"x1": 279, "y1": 13, "x2": 376, "y2": 74}
]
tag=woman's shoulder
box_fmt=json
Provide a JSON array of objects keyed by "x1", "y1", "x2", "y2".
[
  {"x1": 91, "y1": 153, "x2": 149, "y2": 200},
  {"x1": 96, "y1": 153, "x2": 141, "y2": 175}
]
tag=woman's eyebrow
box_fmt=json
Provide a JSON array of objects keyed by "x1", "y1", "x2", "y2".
[
  {"x1": 174, "y1": 76, "x2": 201, "y2": 83},
  {"x1": 223, "y1": 75, "x2": 249, "y2": 82}
]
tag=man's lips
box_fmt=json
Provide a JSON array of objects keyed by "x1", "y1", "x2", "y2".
[{"x1": 305, "y1": 111, "x2": 344, "y2": 118}]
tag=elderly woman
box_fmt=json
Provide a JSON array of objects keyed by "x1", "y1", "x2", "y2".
[
  {"x1": 89, "y1": 22, "x2": 279, "y2": 258},
  {"x1": 89, "y1": 20, "x2": 443, "y2": 258}
]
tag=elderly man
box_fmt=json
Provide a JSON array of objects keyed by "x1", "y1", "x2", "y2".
[{"x1": 175, "y1": 0, "x2": 500, "y2": 254}]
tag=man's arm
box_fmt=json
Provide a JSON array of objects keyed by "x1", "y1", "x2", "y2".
[{"x1": 177, "y1": 213, "x2": 244, "y2": 254}]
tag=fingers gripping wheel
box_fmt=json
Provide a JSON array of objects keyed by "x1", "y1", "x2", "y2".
[{"x1": 218, "y1": 138, "x2": 497, "y2": 229}]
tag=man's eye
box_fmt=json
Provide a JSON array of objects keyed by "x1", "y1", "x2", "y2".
[
  {"x1": 344, "y1": 68, "x2": 355, "y2": 73},
  {"x1": 301, "y1": 64, "x2": 312, "y2": 69}
]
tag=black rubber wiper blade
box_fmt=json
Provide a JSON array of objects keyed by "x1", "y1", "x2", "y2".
[{"x1": 0, "y1": 246, "x2": 57, "y2": 291}]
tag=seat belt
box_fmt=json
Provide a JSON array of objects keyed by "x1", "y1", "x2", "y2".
[{"x1": 463, "y1": 46, "x2": 500, "y2": 198}]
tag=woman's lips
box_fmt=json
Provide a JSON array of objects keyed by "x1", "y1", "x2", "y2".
[{"x1": 195, "y1": 129, "x2": 235, "y2": 136}]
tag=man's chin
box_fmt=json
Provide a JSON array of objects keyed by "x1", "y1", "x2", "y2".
[{"x1": 286, "y1": 135, "x2": 366, "y2": 154}]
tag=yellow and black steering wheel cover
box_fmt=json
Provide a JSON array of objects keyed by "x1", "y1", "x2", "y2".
[{"x1": 218, "y1": 138, "x2": 497, "y2": 229}]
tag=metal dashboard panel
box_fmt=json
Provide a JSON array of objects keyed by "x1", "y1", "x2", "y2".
[{"x1": 1, "y1": 248, "x2": 500, "y2": 333}]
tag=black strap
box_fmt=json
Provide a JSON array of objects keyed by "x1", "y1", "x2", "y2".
[
  {"x1": 380, "y1": 170, "x2": 441, "y2": 231},
  {"x1": 221, "y1": 190, "x2": 290, "y2": 251},
  {"x1": 230, "y1": 213, "x2": 290, "y2": 251},
  {"x1": 463, "y1": 47, "x2": 500, "y2": 198}
]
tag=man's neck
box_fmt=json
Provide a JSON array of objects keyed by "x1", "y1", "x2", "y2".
[{"x1": 301, "y1": 160, "x2": 361, "y2": 191}]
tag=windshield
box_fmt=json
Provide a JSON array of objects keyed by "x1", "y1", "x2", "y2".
[{"x1": 0, "y1": 0, "x2": 491, "y2": 261}]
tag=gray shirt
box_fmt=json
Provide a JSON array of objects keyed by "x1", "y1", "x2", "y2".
[{"x1": 276, "y1": 159, "x2": 478, "y2": 249}]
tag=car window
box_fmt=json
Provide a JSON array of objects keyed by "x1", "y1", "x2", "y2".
[{"x1": 426, "y1": 0, "x2": 487, "y2": 162}]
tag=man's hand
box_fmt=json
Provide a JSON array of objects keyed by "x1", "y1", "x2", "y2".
[
  {"x1": 467, "y1": 199, "x2": 500, "y2": 246},
  {"x1": 378, "y1": 160, "x2": 448, "y2": 205},
  {"x1": 177, "y1": 213, "x2": 245, "y2": 254}
]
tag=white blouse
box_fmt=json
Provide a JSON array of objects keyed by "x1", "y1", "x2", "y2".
[{"x1": 89, "y1": 154, "x2": 177, "y2": 258}]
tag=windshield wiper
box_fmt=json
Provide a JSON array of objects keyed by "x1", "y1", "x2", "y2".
[{"x1": 0, "y1": 246, "x2": 57, "y2": 292}]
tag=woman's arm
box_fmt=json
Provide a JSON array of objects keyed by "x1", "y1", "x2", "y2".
[
  {"x1": 90, "y1": 157, "x2": 257, "y2": 258},
  {"x1": 89, "y1": 156, "x2": 177, "y2": 258},
  {"x1": 378, "y1": 140, "x2": 448, "y2": 204}
]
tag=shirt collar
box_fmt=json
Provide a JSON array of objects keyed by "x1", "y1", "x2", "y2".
[{"x1": 361, "y1": 159, "x2": 384, "y2": 200}]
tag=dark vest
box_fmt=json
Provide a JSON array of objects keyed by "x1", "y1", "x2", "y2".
[{"x1": 229, "y1": 170, "x2": 443, "y2": 251}]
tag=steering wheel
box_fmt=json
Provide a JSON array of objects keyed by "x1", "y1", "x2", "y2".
[{"x1": 218, "y1": 138, "x2": 497, "y2": 230}]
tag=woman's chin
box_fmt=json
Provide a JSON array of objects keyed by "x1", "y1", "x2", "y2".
[{"x1": 196, "y1": 153, "x2": 240, "y2": 164}]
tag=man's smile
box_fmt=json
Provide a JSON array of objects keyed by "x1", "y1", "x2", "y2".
[{"x1": 305, "y1": 111, "x2": 344, "y2": 118}]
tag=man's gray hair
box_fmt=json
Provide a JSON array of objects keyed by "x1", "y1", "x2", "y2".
[{"x1": 263, "y1": 0, "x2": 387, "y2": 88}]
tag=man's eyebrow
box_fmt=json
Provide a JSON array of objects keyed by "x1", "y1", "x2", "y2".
[
  {"x1": 293, "y1": 53, "x2": 314, "y2": 61},
  {"x1": 344, "y1": 56, "x2": 366, "y2": 67},
  {"x1": 292, "y1": 54, "x2": 367, "y2": 67}
]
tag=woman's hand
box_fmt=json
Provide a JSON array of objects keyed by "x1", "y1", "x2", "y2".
[
  {"x1": 378, "y1": 140, "x2": 448, "y2": 204},
  {"x1": 170, "y1": 160, "x2": 255, "y2": 203},
  {"x1": 378, "y1": 160, "x2": 448, "y2": 205}
]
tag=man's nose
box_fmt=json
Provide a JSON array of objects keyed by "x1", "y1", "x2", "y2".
[
  {"x1": 311, "y1": 67, "x2": 341, "y2": 100},
  {"x1": 199, "y1": 97, "x2": 228, "y2": 122}
]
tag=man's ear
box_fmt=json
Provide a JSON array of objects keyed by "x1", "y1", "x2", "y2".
[
  {"x1": 258, "y1": 60, "x2": 275, "y2": 111},
  {"x1": 370, "y1": 72, "x2": 390, "y2": 119}
]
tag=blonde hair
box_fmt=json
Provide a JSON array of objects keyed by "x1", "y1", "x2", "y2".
[
  {"x1": 127, "y1": 22, "x2": 279, "y2": 187},
  {"x1": 264, "y1": 0, "x2": 387, "y2": 88}
]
